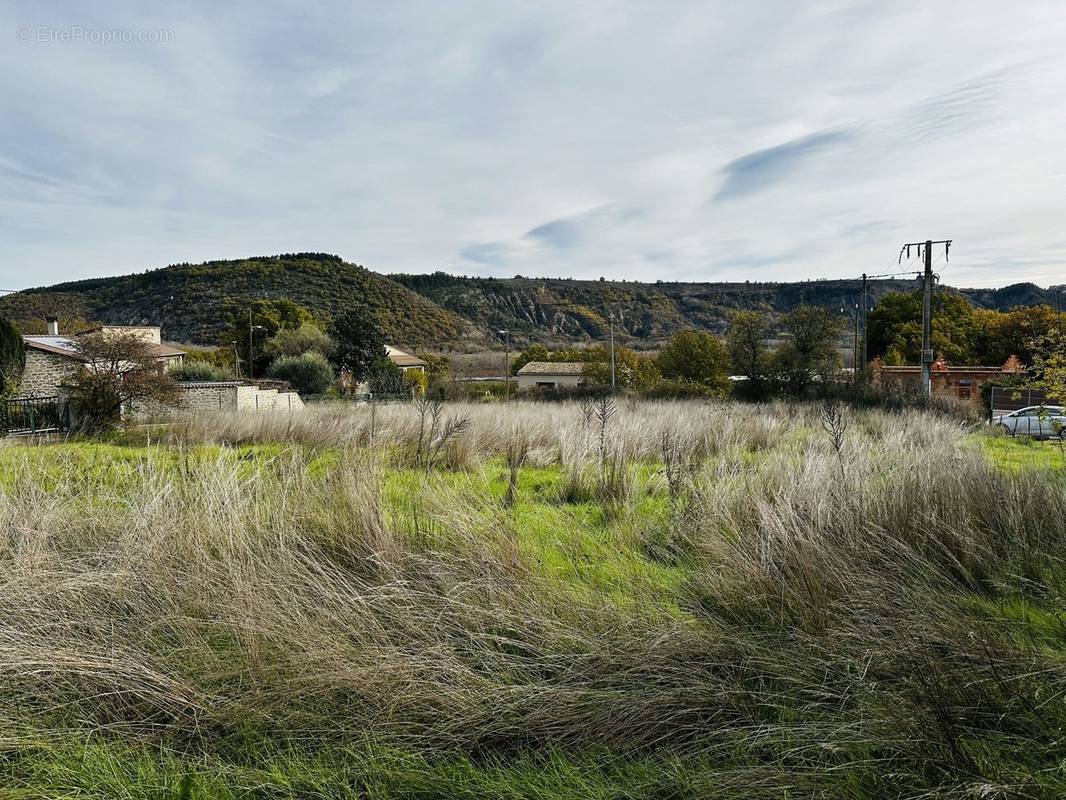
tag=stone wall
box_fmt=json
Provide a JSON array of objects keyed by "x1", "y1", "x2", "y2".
[
  {"x1": 16, "y1": 350, "x2": 79, "y2": 398},
  {"x1": 178, "y1": 383, "x2": 304, "y2": 412},
  {"x1": 180, "y1": 383, "x2": 241, "y2": 412}
]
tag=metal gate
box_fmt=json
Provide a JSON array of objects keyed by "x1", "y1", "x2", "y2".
[{"x1": 2, "y1": 396, "x2": 68, "y2": 435}]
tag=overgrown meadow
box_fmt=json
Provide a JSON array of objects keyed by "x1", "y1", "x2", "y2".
[{"x1": 1, "y1": 400, "x2": 1064, "y2": 798}]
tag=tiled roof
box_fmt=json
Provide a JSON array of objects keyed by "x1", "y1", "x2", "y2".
[
  {"x1": 23, "y1": 337, "x2": 88, "y2": 360},
  {"x1": 153, "y1": 343, "x2": 186, "y2": 358},
  {"x1": 23, "y1": 336, "x2": 184, "y2": 361},
  {"x1": 516, "y1": 361, "x2": 586, "y2": 376},
  {"x1": 386, "y1": 345, "x2": 427, "y2": 368}
]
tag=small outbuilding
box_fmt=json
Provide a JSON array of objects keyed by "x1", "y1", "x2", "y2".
[
  {"x1": 515, "y1": 361, "x2": 586, "y2": 390},
  {"x1": 385, "y1": 345, "x2": 427, "y2": 373}
]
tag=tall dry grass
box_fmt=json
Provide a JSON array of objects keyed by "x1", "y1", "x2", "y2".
[{"x1": 1, "y1": 401, "x2": 1064, "y2": 796}]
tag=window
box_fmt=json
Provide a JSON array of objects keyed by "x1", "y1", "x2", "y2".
[{"x1": 957, "y1": 380, "x2": 972, "y2": 399}]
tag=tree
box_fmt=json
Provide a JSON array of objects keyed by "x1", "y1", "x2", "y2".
[
  {"x1": 867, "y1": 291, "x2": 977, "y2": 364},
  {"x1": 417, "y1": 353, "x2": 452, "y2": 394},
  {"x1": 262, "y1": 323, "x2": 334, "y2": 361},
  {"x1": 266, "y1": 352, "x2": 335, "y2": 395},
  {"x1": 656, "y1": 330, "x2": 730, "y2": 394},
  {"x1": 329, "y1": 306, "x2": 386, "y2": 382},
  {"x1": 1028, "y1": 328, "x2": 1066, "y2": 405},
  {"x1": 582, "y1": 346, "x2": 660, "y2": 391},
  {"x1": 726, "y1": 310, "x2": 770, "y2": 400},
  {"x1": 511, "y1": 344, "x2": 550, "y2": 376},
  {"x1": 972, "y1": 305, "x2": 1063, "y2": 365},
  {"x1": 774, "y1": 306, "x2": 844, "y2": 397},
  {"x1": 220, "y1": 299, "x2": 315, "y2": 377},
  {"x1": 366, "y1": 358, "x2": 409, "y2": 396},
  {"x1": 0, "y1": 316, "x2": 25, "y2": 394},
  {"x1": 68, "y1": 332, "x2": 179, "y2": 433}
]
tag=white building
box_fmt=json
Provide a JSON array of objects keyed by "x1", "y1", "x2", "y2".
[{"x1": 515, "y1": 361, "x2": 586, "y2": 390}]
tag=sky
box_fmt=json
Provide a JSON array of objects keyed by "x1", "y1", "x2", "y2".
[{"x1": 2, "y1": 1, "x2": 1066, "y2": 291}]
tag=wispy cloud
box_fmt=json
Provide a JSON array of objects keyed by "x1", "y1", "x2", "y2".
[
  {"x1": 525, "y1": 217, "x2": 582, "y2": 249},
  {"x1": 713, "y1": 131, "x2": 852, "y2": 201}
]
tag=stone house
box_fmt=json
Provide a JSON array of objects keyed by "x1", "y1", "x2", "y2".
[
  {"x1": 871, "y1": 354, "x2": 1026, "y2": 401},
  {"x1": 515, "y1": 361, "x2": 586, "y2": 390},
  {"x1": 17, "y1": 319, "x2": 185, "y2": 399}
]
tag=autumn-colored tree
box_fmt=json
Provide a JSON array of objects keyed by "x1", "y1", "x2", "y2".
[
  {"x1": 1028, "y1": 328, "x2": 1066, "y2": 406},
  {"x1": 68, "y1": 332, "x2": 179, "y2": 433},
  {"x1": 510, "y1": 344, "x2": 551, "y2": 375},
  {"x1": 581, "y1": 346, "x2": 660, "y2": 391}
]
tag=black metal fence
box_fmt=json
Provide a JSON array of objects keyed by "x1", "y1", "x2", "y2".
[
  {"x1": 989, "y1": 386, "x2": 1051, "y2": 415},
  {"x1": 2, "y1": 396, "x2": 68, "y2": 435}
]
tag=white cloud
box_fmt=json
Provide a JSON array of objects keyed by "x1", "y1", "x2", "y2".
[{"x1": 1, "y1": 0, "x2": 1065, "y2": 289}]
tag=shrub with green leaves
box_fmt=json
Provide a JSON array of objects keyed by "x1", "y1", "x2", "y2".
[
  {"x1": 171, "y1": 361, "x2": 234, "y2": 382},
  {"x1": 266, "y1": 351, "x2": 334, "y2": 395},
  {"x1": 262, "y1": 323, "x2": 335, "y2": 361}
]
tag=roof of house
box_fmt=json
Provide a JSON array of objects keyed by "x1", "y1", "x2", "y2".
[
  {"x1": 23, "y1": 336, "x2": 185, "y2": 361},
  {"x1": 385, "y1": 345, "x2": 428, "y2": 368},
  {"x1": 516, "y1": 361, "x2": 586, "y2": 376},
  {"x1": 23, "y1": 336, "x2": 88, "y2": 360}
]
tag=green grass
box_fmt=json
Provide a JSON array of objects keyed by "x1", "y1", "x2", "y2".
[
  {"x1": 3, "y1": 415, "x2": 1066, "y2": 799},
  {"x1": 977, "y1": 433, "x2": 1066, "y2": 472},
  {"x1": 383, "y1": 461, "x2": 692, "y2": 610},
  {"x1": 0, "y1": 441, "x2": 342, "y2": 489}
]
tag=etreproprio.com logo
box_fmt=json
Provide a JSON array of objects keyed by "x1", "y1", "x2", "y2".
[{"x1": 16, "y1": 25, "x2": 175, "y2": 44}]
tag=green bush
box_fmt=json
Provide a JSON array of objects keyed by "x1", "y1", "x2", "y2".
[
  {"x1": 262, "y1": 323, "x2": 334, "y2": 361},
  {"x1": 0, "y1": 316, "x2": 24, "y2": 395},
  {"x1": 171, "y1": 361, "x2": 233, "y2": 382},
  {"x1": 266, "y1": 352, "x2": 334, "y2": 395}
]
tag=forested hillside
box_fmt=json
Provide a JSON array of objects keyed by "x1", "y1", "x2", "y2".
[
  {"x1": 392, "y1": 271, "x2": 1064, "y2": 345},
  {"x1": 0, "y1": 254, "x2": 1059, "y2": 348},
  {"x1": 0, "y1": 254, "x2": 484, "y2": 347}
]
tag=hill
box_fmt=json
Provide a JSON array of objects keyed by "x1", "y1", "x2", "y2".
[
  {"x1": 0, "y1": 254, "x2": 485, "y2": 348},
  {"x1": 391, "y1": 272, "x2": 1064, "y2": 345},
  {"x1": 1, "y1": 255, "x2": 1059, "y2": 348}
]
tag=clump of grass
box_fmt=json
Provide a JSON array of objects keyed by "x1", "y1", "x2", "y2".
[{"x1": 1, "y1": 402, "x2": 1064, "y2": 796}]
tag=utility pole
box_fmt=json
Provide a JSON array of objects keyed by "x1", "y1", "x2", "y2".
[
  {"x1": 899, "y1": 239, "x2": 951, "y2": 398},
  {"x1": 921, "y1": 241, "x2": 933, "y2": 396},
  {"x1": 860, "y1": 273, "x2": 868, "y2": 371},
  {"x1": 498, "y1": 329, "x2": 511, "y2": 400},
  {"x1": 247, "y1": 310, "x2": 265, "y2": 381},
  {"x1": 608, "y1": 311, "x2": 616, "y2": 390},
  {"x1": 852, "y1": 303, "x2": 859, "y2": 376},
  {"x1": 248, "y1": 308, "x2": 254, "y2": 380}
]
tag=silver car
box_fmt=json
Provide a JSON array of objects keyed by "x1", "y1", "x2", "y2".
[{"x1": 993, "y1": 405, "x2": 1066, "y2": 439}]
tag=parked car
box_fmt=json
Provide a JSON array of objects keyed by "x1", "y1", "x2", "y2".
[{"x1": 992, "y1": 405, "x2": 1066, "y2": 439}]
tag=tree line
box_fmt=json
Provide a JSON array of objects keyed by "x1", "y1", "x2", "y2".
[{"x1": 509, "y1": 290, "x2": 1066, "y2": 402}]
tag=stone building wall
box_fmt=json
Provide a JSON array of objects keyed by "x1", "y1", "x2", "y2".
[
  {"x1": 178, "y1": 383, "x2": 305, "y2": 412},
  {"x1": 16, "y1": 350, "x2": 80, "y2": 398}
]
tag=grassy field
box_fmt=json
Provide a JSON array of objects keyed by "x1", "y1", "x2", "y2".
[{"x1": 0, "y1": 400, "x2": 1064, "y2": 798}]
